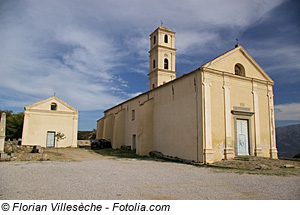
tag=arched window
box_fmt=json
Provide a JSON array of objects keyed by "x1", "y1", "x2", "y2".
[
  {"x1": 235, "y1": 64, "x2": 245, "y2": 77},
  {"x1": 152, "y1": 84, "x2": 155, "y2": 89},
  {"x1": 153, "y1": 59, "x2": 156, "y2": 69},
  {"x1": 153, "y1": 36, "x2": 156, "y2": 44},
  {"x1": 51, "y1": 103, "x2": 57, "y2": 111},
  {"x1": 164, "y1": 34, "x2": 168, "y2": 43},
  {"x1": 164, "y1": 58, "x2": 169, "y2": 70}
]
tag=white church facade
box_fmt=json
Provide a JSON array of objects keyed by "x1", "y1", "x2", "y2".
[{"x1": 96, "y1": 25, "x2": 278, "y2": 163}]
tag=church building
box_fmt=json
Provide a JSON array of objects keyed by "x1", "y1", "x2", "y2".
[
  {"x1": 22, "y1": 96, "x2": 78, "y2": 148},
  {"x1": 96, "y1": 25, "x2": 278, "y2": 163}
]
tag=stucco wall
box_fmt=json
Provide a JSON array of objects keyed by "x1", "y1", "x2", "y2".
[
  {"x1": 22, "y1": 97, "x2": 78, "y2": 148},
  {"x1": 103, "y1": 114, "x2": 114, "y2": 142},
  {"x1": 205, "y1": 49, "x2": 267, "y2": 80},
  {"x1": 137, "y1": 99, "x2": 154, "y2": 156},
  {"x1": 96, "y1": 118, "x2": 104, "y2": 139},
  {"x1": 152, "y1": 72, "x2": 202, "y2": 161},
  {"x1": 112, "y1": 109, "x2": 125, "y2": 149},
  {"x1": 22, "y1": 111, "x2": 78, "y2": 148}
]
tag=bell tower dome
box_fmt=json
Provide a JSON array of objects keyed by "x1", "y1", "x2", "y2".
[{"x1": 148, "y1": 25, "x2": 176, "y2": 90}]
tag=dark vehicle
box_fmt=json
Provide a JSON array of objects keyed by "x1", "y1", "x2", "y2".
[{"x1": 91, "y1": 139, "x2": 112, "y2": 149}]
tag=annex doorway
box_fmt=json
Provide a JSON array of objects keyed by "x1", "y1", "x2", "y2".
[
  {"x1": 46, "y1": 131, "x2": 55, "y2": 147},
  {"x1": 132, "y1": 134, "x2": 136, "y2": 151}
]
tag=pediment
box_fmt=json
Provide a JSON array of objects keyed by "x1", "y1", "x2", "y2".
[
  {"x1": 201, "y1": 46, "x2": 273, "y2": 83},
  {"x1": 25, "y1": 96, "x2": 77, "y2": 113}
]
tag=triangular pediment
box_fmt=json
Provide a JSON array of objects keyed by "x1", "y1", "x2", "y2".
[
  {"x1": 25, "y1": 96, "x2": 78, "y2": 113},
  {"x1": 202, "y1": 46, "x2": 273, "y2": 83}
]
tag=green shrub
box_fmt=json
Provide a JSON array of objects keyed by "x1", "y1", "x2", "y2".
[{"x1": 293, "y1": 153, "x2": 300, "y2": 158}]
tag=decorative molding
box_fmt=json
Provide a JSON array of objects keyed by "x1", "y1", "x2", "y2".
[
  {"x1": 233, "y1": 106, "x2": 251, "y2": 112},
  {"x1": 231, "y1": 110, "x2": 254, "y2": 116}
]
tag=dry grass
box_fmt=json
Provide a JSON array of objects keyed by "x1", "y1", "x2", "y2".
[{"x1": 209, "y1": 156, "x2": 300, "y2": 176}]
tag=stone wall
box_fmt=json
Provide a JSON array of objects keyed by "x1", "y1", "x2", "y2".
[
  {"x1": 77, "y1": 140, "x2": 91, "y2": 148},
  {"x1": 0, "y1": 141, "x2": 47, "y2": 161}
]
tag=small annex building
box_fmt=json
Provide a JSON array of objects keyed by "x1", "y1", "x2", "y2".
[
  {"x1": 96, "y1": 25, "x2": 278, "y2": 163},
  {"x1": 22, "y1": 96, "x2": 78, "y2": 148}
]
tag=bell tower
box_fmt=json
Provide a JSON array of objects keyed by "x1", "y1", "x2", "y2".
[{"x1": 148, "y1": 25, "x2": 176, "y2": 90}]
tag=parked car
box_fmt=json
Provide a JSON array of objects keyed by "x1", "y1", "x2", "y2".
[{"x1": 91, "y1": 139, "x2": 111, "y2": 149}]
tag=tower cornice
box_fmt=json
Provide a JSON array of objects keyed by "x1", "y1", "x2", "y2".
[
  {"x1": 149, "y1": 45, "x2": 177, "y2": 53},
  {"x1": 150, "y1": 26, "x2": 176, "y2": 37},
  {"x1": 148, "y1": 69, "x2": 177, "y2": 76}
]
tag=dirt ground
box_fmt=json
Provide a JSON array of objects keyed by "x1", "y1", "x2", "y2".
[
  {"x1": 42, "y1": 148, "x2": 300, "y2": 176},
  {"x1": 210, "y1": 156, "x2": 300, "y2": 176},
  {"x1": 44, "y1": 147, "x2": 107, "y2": 161}
]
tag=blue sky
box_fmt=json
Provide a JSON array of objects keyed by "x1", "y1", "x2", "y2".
[{"x1": 0, "y1": 0, "x2": 299, "y2": 130}]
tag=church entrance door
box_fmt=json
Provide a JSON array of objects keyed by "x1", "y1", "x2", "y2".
[{"x1": 236, "y1": 119, "x2": 249, "y2": 155}]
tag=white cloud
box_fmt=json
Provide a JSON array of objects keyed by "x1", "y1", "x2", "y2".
[
  {"x1": 176, "y1": 31, "x2": 219, "y2": 55},
  {"x1": 275, "y1": 103, "x2": 300, "y2": 120},
  {"x1": 0, "y1": 0, "x2": 287, "y2": 114},
  {"x1": 248, "y1": 43, "x2": 300, "y2": 83}
]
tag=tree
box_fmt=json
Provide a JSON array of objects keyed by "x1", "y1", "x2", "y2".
[
  {"x1": 0, "y1": 110, "x2": 24, "y2": 140},
  {"x1": 55, "y1": 132, "x2": 66, "y2": 153},
  {"x1": 90, "y1": 129, "x2": 96, "y2": 140}
]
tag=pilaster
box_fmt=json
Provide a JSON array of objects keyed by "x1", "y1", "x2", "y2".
[
  {"x1": 223, "y1": 77, "x2": 234, "y2": 159},
  {"x1": 252, "y1": 82, "x2": 263, "y2": 157},
  {"x1": 203, "y1": 77, "x2": 214, "y2": 163},
  {"x1": 267, "y1": 87, "x2": 278, "y2": 158}
]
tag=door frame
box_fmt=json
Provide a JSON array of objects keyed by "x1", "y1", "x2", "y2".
[
  {"x1": 46, "y1": 131, "x2": 56, "y2": 148},
  {"x1": 233, "y1": 115, "x2": 252, "y2": 156}
]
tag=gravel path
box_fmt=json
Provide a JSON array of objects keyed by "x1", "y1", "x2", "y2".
[{"x1": 0, "y1": 159, "x2": 299, "y2": 200}]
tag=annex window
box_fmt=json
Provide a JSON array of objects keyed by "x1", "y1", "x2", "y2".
[
  {"x1": 164, "y1": 58, "x2": 169, "y2": 70},
  {"x1": 164, "y1": 34, "x2": 168, "y2": 43},
  {"x1": 132, "y1": 110, "x2": 135, "y2": 121},
  {"x1": 50, "y1": 103, "x2": 57, "y2": 111},
  {"x1": 153, "y1": 59, "x2": 156, "y2": 69},
  {"x1": 235, "y1": 64, "x2": 245, "y2": 77},
  {"x1": 153, "y1": 36, "x2": 156, "y2": 44}
]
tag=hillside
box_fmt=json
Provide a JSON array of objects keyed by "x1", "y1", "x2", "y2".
[{"x1": 276, "y1": 124, "x2": 300, "y2": 158}]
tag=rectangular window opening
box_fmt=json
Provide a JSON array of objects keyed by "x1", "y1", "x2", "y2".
[{"x1": 132, "y1": 110, "x2": 135, "y2": 121}]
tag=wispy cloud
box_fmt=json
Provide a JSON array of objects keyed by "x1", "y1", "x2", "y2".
[
  {"x1": 275, "y1": 103, "x2": 300, "y2": 120},
  {"x1": 248, "y1": 42, "x2": 300, "y2": 83}
]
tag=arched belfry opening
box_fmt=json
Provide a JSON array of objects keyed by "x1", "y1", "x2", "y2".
[
  {"x1": 148, "y1": 25, "x2": 176, "y2": 90},
  {"x1": 164, "y1": 58, "x2": 168, "y2": 70}
]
